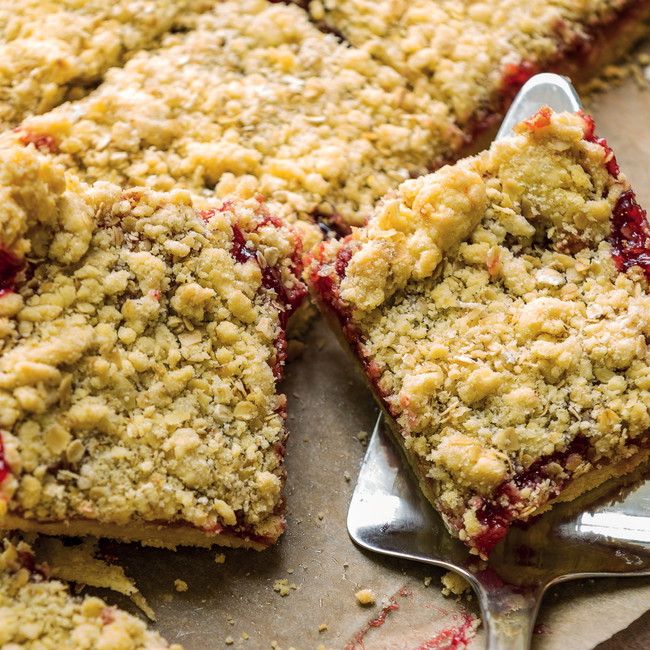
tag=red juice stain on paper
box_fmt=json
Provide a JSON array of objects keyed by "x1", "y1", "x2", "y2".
[
  {"x1": 345, "y1": 597, "x2": 400, "y2": 650},
  {"x1": 414, "y1": 611, "x2": 478, "y2": 650}
]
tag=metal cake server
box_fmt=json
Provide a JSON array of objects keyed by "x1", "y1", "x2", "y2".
[{"x1": 347, "y1": 74, "x2": 650, "y2": 650}]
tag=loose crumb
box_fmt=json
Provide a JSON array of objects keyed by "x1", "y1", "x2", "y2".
[
  {"x1": 424, "y1": 576, "x2": 432, "y2": 587},
  {"x1": 242, "y1": 633, "x2": 250, "y2": 640},
  {"x1": 162, "y1": 593, "x2": 173, "y2": 603},
  {"x1": 343, "y1": 471, "x2": 351, "y2": 482},
  {"x1": 355, "y1": 588, "x2": 376, "y2": 605},
  {"x1": 441, "y1": 572, "x2": 472, "y2": 597},
  {"x1": 318, "y1": 624, "x2": 328, "y2": 632},
  {"x1": 174, "y1": 579, "x2": 188, "y2": 593},
  {"x1": 273, "y1": 578, "x2": 297, "y2": 596},
  {"x1": 225, "y1": 637, "x2": 234, "y2": 646},
  {"x1": 356, "y1": 430, "x2": 368, "y2": 443},
  {"x1": 215, "y1": 553, "x2": 226, "y2": 564},
  {"x1": 287, "y1": 568, "x2": 294, "y2": 574},
  {"x1": 317, "y1": 512, "x2": 324, "y2": 520}
]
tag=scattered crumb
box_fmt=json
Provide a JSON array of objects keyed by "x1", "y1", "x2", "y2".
[
  {"x1": 271, "y1": 642, "x2": 279, "y2": 649},
  {"x1": 174, "y1": 579, "x2": 188, "y2": 593},
  {"x1": 162, "y1": 593, "x2": 173, "y2": 603},
  {"x1": 226, "y1": 615, "x2": 235, "y2": 626},
  {"x1": 318, "y1": 624, "x2": 328, "y2": 633},
  {"x1": 441, "y1": 572, "x2": 471, "y2": 597},
  {"x1": 355, "y1": 588, "x2": 376, "y2": 605},
  {"x1": 242, "y1": 633, "x2": 250, "y2": 640},
  {"x1": 343, "y1": 562, "x2": 349, "y2": 569},
  {"x1": 343, "y1": 471, "x2": 351, "y2": 482},
  {"x1": 303, "y1": 436, "x2": 310, "y2": 442},
  {"x1": 215, "y1": 553, "x2": 226, "y2": 564},
  {"x1": 317, "y1": 512, "x2": 324, "y2": 520},
  {"x1": 356, "y1": 430, "x2": 368, "y2": 443},
  {"x1": 273, "y1": 578, "x2": 297, "y2": 596},
  {"x1": 424, "y1": 576, "x2": 432, "y2": 587},
  {"x1": 287, "y1": 569, "x2": 294, "y2": 574},
  {"x1": 225, "y1": 636, "x2": 234, "y2": 646}
]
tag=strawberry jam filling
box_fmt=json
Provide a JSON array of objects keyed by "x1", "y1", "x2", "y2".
[
  {"x1": 0, "y1": 248, "x2": 23, "y2": 292},
  {"x1": 0, "y1": 435, "x2": 9, "y2": 484},
  {"x1": 609, "y1": 191, "x2": 650, "y2": 280}
]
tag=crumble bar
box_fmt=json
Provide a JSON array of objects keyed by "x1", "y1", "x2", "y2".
[
  {"x1": 311, "y1": 0, "x2": 650, "y2": 137},
  {"x1": 0, "y1": 0, "x2": 213, "y2": 131},
  {"x1": 307, "y1": 109, "x2": 650, "y2": 558},
  {"x1": 0, "y1": 144, "x2": 306, "y2": 549},
  {"x1": 3, "y1": 0, "x2": 461, "y2": 229},
  {"x1": 0, "y1": 538, "x2": 183, "y2": 649}
]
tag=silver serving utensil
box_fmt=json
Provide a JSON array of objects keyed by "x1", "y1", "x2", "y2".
[{"x1": 347, "y1": 73, "x2": 650, "y2": 650}]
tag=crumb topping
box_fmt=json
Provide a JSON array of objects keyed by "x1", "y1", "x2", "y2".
[
  {"x1": 4, "y1": 0, "x2": 460, "y2": 228},
  {"x1": 311, "y1": 0, "x2": 641, "y2": 123},
  {"x1": 0, "y1": 145, "x2": 306, "y2": 541},
  {"x1": 0, "y1": 539, "x2": 182, "y2": 649},
  {"x1": 0, "y1": 0, "x2": 201, "y2": 130},
  {"x1": 308, "y1": 110, "x2": 650, "y2": 539}
]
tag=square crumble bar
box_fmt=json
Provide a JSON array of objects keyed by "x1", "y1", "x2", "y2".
[
  {"x1": 307, "y1": 109, "x2": 650, "y2": 558},
  {"x1": 0, "y1": 144, "x2": 306, "y2": 549}
]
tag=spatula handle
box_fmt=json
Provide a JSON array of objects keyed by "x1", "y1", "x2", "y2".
[{"x1": 475, "y1": 583, "x2": 544, "y2": 650}]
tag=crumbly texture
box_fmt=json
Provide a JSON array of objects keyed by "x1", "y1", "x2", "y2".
[
  {"x1": 0, "y1": 145, "x2": 306, "y2": 548},
  {"x1": 0, "y1": 0, "x2": 211, "y2": 130},
  {"x1": 310, "y1": 0, "x2": 650, "y2": 123},
  {"x1": 440, "y1": 571, "x2": 471, "y2": 598},
  {"x1": 307, "y1": 110, "x2": 650, "y2": 555},
  {"x1": 354, "y1": 588, "x2": 376, "y2": 605},
  {"x1": 3, "y1": 0, "x2": 461, "y2": 229},
  {"x1": 0, "y1": 539, "x2": 182, "y2": 649}
]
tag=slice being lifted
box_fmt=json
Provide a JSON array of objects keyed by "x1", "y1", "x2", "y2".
[
  {"x1": 0, "y1": 145, "x2": 306, "y2": 549},
  {"x1": 0, "y1": 538, "x2": 182, "y2": 649},
  {"x1": 307, "y1": 108, "x2": 650, "y2": 559}
]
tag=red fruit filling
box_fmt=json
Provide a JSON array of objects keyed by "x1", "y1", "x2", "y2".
[
  {"x1": 0, "y1": 248, "x2": 23, "y2": 292},
  {"x1": 0, "y1": 434, "x2": 8, "y2": 484},
  {"x1": 14, "y1": 128, "x2": 58, "y2": 154}
]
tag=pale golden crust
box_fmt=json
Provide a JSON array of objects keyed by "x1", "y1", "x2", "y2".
[
  {"x1": 0, "y1": 145, "x2": 306, "y2": 547},
  {"x1": 307, "y1": 110, "x2": 650, "y2": 554},
  {"x1": 0, "y1": 539, "x2": 183, "y2": 649}
]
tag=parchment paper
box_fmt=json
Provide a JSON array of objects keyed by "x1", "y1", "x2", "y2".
[{"x1": 44, "y1": 64, "x2": 650, "y2": 650}]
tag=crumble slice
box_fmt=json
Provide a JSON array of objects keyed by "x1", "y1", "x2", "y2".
[
  {"x1": 2, "y1": 0, "x2": 460, "y2": 230},
  {"x1": 0, "y1": 538, "x2": 183, "y2": 649},
  {"x1": 311, "y1": 0, "x2": 650, "y2": 132},
  {"x1": 0, "y1": 144, "x2": 306, "y2": 549},
  {"x1": 307, "y1": 108, "x2": 650, "y2": 558},
  {"x1": 0, "y1": 0, "x2": 214, "y2": 130}
]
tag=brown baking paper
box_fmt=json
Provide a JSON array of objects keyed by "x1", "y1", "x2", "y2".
[{"x1": 37, "y1": 64, "x2": 650, "y2": 650}]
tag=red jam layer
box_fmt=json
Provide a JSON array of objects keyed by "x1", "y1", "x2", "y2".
[
  {"x1": 609, "y1": 190, "x2": 650, "y2": 281},
  {"x1": 0, "y1": 434, "x2": 8, "y2": 484},
  {"x1": 0, "y1": 248, "x2": 23, "y2": 291}
]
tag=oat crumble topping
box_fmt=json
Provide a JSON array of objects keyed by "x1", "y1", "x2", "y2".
[
  {"x1": 0, "y1": 538, "x2": 182, "y2": 649},
  {"x1": 307, "y1": 110, "x2": 650, "y2": 555},
  {"x1": 2, "y1": 0, "x2": 462, "y2": 229},
  {"x1": 0, "y1": 145, "x2": 306, "y2": 546},
  {"x1": 311, "y1": 0, "x2": 650, "y2": 123},
  {"x1": 0, "y1": 0, "x2": 208, "y2": 130}
]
